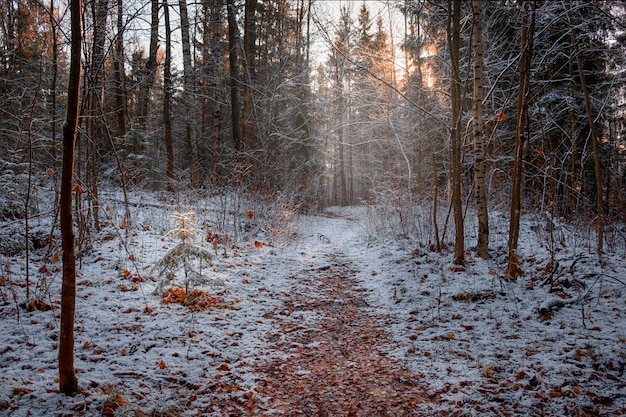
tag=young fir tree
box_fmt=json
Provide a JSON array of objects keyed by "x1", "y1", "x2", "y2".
[{"x1": 152, "y1": 211, "x2": 222, "y2": 295}]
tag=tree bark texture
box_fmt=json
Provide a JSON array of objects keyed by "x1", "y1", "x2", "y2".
[
  {"x1": 448, "y1": 0, "x2": 464, "y2": 265},
  {"x1": 59, "y1": 0, "x2": 81, "y2": 395},
  {"x1": 472, "y1": 0, "x2": 489, "y2": 259}
]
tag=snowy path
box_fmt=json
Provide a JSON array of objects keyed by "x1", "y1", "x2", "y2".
[{"x1": 251, "y1": 211, "x2": 429, "y2": 415}]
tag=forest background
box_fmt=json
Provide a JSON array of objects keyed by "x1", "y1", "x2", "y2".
[{"x1": 2, "y1": 0, "x2": 625, "y2": 262}]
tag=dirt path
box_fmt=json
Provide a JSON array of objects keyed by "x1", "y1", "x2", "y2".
[{"x1": 252, "y1": 251, "x2": 429, "y2": 416}]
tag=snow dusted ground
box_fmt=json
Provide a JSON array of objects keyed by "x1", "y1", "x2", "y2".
[{"x1": 0, "y1": 191, "x2": 625, "y2": 416}]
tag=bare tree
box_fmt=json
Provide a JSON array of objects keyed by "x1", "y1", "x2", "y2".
[{"x1": 58, "y1": 0, "x2": 81, "y2": 395}]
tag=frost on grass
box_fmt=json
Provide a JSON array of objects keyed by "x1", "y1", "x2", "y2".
[{"x1": 152, "y1": 211, "x2": 224, "y2": 294}]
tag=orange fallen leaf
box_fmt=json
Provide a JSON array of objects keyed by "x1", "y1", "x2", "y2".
[
  {"x1": 217, "y1": 363, "x2": 230, "y2": 371},
  {"x1": 254, "y1": 241, "x2": 264, "y2": 249},
  {"x1": 157, "y1": 360, "x2": 167, "y2": 369}
]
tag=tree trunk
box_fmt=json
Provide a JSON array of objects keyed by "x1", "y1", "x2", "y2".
[
  {"x1": 114, "y1": 0, "x2": 127, "y2": 137},
  {"x1": 572, "y1": 28, "x2": 604, "y2": 256},
  {"x1": 507, "y1": 1, "x2": 536, "y2": 279},
  {"x1": 163, "y1": 0, "x2": 175, "y2": 192},
  {"x1": 137, "y1": 0, "x2": 159, "y2": 130},
  {"x1": 179, "y1": 0, "x2": 201, "y2": 186},
  {"x1": 59, "y1": 0, "x2": 81, "y2": 395},
  {"x1": 472, "y1": 0, "x2": 489, "y2": 259},
  {"x1": 447, "y1": 0, "x2": 464, "y2": 265},
  {"x1": 84, "y1": 0, "x2": 108, "y2": 231},
  {"x1": 243, "y1": 0, "x2": 257, "y2": 150},
  {"x1": 227, "y1": 0, "x2": 243, "y2": 153}
]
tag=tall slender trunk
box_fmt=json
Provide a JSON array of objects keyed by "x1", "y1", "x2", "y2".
[
  {"x1": 447, "y1": 0, "x2": 464, "y2": 265},
  {"x1": 179, "y1": 0, "x2": 201, "y2": 186},
  {"x1": 472, "y1": 0, "x2": 489, "y2": 259},
  {"x1": 163, "y1": 0, "x2": 175, "y2": 192},
  {"x1": 59, "y1": 0, "x2": 81, "y2": 395},
  {"x1": 49, "y1": 0, "x2": 59, "y2": 167},
  {"x1": 85, "y1": 0, "x2": 108, "y2": 231},
  {"x1": 210, "y1": 0, "x2": 224, "y2": 179},
  {"x1": 137, "y1": 0, "x2": 159, "y2": 131},
  {"x1": 243, "y1": 0, "x2": 257, "y2": 150},
  {"x1": 572, "y1": 28, "x2": 604, "y2": 256},
  {"x1": 227, "y1": 0, "x2": 243, "y2": 153},
  {"x1": 507, "y1": 1, "x2": 536, "y2": 279},
  {"x1": 114, "y1": 0, "x2": 127, "y2": 136}
]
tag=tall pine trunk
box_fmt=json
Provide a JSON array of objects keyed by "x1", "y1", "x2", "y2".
[
  {"x1": 447, "y1": 0, "x2": 464, "y2": 265},
  {"x1": 472, "y1": 0, "x2": 489, "y2": 259},
  {"x1": 59, "y1": 0, "x2": 81, "y2": 395}
]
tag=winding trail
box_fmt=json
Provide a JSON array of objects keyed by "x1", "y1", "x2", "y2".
[{"x1": 252, "y1": 212, "x2": 429, "y2": 416}]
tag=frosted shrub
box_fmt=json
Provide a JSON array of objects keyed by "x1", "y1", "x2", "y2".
[{"x1": 152, "y1": 211, "x2": 223, "y2": 295}]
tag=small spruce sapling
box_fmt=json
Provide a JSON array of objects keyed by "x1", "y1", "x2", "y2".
[{"x1": 152, "y1": 211, "x2": 223, "y2": 295}]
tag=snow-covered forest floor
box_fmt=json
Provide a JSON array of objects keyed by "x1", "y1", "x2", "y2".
[{"x1": 1, "y1": 190, "x2": 625, "y2": 416}]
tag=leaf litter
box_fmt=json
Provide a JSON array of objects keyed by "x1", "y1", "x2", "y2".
[{"x1": 0, "y1": 195, "x2": 624, "y2": 416}]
